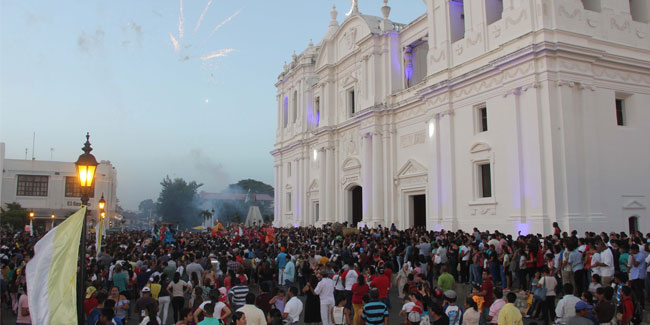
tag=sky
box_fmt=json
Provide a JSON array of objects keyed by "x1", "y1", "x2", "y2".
[{"x1": 0, "y1": 0, "x2": 426, "y2": 210}]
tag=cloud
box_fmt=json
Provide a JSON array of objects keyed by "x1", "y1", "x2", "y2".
[{"x1": 78, "y1": 28, "x2": 105, "y2": 54}]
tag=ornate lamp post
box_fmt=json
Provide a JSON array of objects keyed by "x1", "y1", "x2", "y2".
[{"x1": 74, "y1": 133, "x2": 98, "y2": 324}]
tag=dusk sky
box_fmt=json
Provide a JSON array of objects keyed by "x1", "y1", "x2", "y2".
[{"x1": 0, "y1": 0, "x2": 425, "y2": 210}]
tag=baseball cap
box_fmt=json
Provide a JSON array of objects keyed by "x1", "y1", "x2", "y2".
[
  {"x1": 444, "y1": 290, "x2": 457, "y2": 299},
  {"x1": 141, "y1": 287, "x2": 151, "y2": 293},
  {"x1": 575, "y1": 301, "x2": 592, "y2": 311}
]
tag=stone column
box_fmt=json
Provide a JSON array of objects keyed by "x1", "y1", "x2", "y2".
[
  {"x1": 438, "y1": 110, "x2": 456, "y2": 230},
  {"x1": 371, "y1": 132, "x2": 384, "y2": 226},
  {"x1": 326, "y1": 147, "x2": 335, "y2": 222},
  {"x1": 294, "y1": 158, "x2": 301, "y2": 223},
  {"x1": 278, "y1": 163, "x2": 284, "y2": 226},
  {"x1": 318, "y1": 148, "x2": 326, "y2": 225},
  {"x1": 274, "y1": 164, "x2": 280, "y2": 225},
  {"x1": 428, "y1": 116, "x2": 441, "y2": 230},
  {"x1": 382, "y1": 129, "x2": 392, "y2": 228},
  {"x1": 302, "y1": 156, "x2": 309, "y2": 226},
  {"x1": 361, "y1": 134, "x2": 372, "y2": 223}
]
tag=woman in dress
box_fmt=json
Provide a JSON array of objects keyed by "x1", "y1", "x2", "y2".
[
  {"x1": 394, "y1": 263, "x2": 410, "y2": 299},
  {"x1": 303, "y1": 275, "x2": 322, "y2": 324}
]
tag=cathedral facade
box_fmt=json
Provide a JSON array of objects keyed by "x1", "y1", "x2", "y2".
[{"x1": 271, "y1": 0, "x2": 650, "y2": 234}]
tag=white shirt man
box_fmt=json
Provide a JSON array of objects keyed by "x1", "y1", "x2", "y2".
[
  {"x1": 555, "y1": 292, "x2": 581, "y2": 323},
  {"x1": 598, "y1": 246, "x2": 615, "y2": 284},
  {"x1": 344, "y1": 269, "x2": 357, "y2": 294},
  {"x1": 315, "y1": 273, "x2": 335, "y2": 325},
  {"x1": 283, "y1": 289, "x2": 303, "y2": 324},
  {"x1": 590, "y1": 252, "x2": 601, "y2": 276}
]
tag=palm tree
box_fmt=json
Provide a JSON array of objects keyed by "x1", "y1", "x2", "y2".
[{"x1": 199, "y1": 209, "x2": 213, "y2": 229}]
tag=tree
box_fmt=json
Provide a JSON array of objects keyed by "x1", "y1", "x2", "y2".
[
  {"x1": 227, "y1": 179, "x2": 274, "y2": 196},
  {"x1": 139, "y1": 199, "x2": 155, "y2": 214},
  {"x1": 199, "y1": 209, "x2": 213, "y2": 227},
  {"x1": 1, "y1": 202, "x2": 28, "y2": 230},
  {"x1": 156, "y1": 176, "x2": 202, "y2": 228},
  {"x1": 138, "y1": 199, "x2": 156, "y2": 221}
]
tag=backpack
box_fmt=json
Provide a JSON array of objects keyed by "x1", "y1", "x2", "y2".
[{"x1": 408, "y1": 302, "x2": 423, "y2": 323}]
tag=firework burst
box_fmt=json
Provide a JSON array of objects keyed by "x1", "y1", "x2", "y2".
[{"x1": 167, "y1": 0, "x2": 239, "y2": 78}]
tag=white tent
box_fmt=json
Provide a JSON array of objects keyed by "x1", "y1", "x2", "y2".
[{"x1": 244, "y1": 205, "x2": 264, "y2": 227}]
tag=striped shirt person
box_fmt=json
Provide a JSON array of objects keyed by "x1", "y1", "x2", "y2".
[{"x1": 362, "y1": 289, "x2": 389, "y2": 325}]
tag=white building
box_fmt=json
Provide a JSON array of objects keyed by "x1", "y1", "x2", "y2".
[
  {"x1": 271, "y1": 1, "x2": 650, "y2": 235},
  {"x1": 1, "y1": 143, "x2": 118, "y2": 231}
]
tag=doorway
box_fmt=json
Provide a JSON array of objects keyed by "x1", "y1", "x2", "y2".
[
  {"x1": 629, "y1": 216, "x2": 639, "y2": 234},
  {"x1": 350, "y1": 186, "x2": 362, "y2": 226},
  {"x1": 411, "y1": 194, "x2": 426, "y2": 228}
]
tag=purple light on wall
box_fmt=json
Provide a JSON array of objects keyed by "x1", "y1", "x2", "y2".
[
  {"x1": 283, "y1": 97, "x2": 289, "y2": 125},
  {"x1": 293, "y1": 222, "x2": 299, "y2": 228},
  {"x1": 515, "y1": 222, "x2": 530, "y2": 236},
  {"x1": 306, "y1": 106, "x2": 313, "y2": 125},
  {"x1": 389, "y1": 32, "x2": 401, "y2": 78}
]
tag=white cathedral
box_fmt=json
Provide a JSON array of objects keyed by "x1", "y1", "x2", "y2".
[{"x1": 271, "y1": 0, "x2": 650, "y2": 235}]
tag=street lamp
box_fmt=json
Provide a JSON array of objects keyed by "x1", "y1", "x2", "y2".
[
  {"x1": 29, "y1": 210, "x2": 34, "y2": 236},
  {"x1": 51, "y1": 213, "x2": 56, "y2": 229},
  {"x1": 74, "y1": 132, "x2": 98, "y2": 324},
  {"x1": 98, "y1": 194, "x2": 105, "y2": 209}
]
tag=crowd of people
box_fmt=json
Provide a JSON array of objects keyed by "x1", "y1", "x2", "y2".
[{"x1": 1, "y1": 221, "x2": 649, "y2": 325}]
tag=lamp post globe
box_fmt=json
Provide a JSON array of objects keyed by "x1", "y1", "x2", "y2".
[
  {"x1": 74, "y1": 133, "x2": 98, "y2": 206},
  {"x1": 98, "y1": 194, "x2": 106, "y2": 211}
]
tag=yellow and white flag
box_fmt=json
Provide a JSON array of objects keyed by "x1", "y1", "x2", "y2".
[
  {"x1": 95, "y1": 217, "x2": 104, "y2": 256},
  {"x1": 26, "y1": 206, "x2": 86, "y2": 324}
]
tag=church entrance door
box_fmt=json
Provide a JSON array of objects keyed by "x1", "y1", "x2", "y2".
[
  {"x1": 411, "y1": 194, "x2": 426, "y2": 228},
  {"x1": 350, "y1": 186, "x2": 362, "y2": 227}
]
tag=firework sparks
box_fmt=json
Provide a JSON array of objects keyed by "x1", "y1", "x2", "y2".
[
  {"x1": 207, "y1": 9, "x2": 241, "y2": 40},
  {"x1": 194, "y1": 0, "x2": 213, "y2": 32},
  {"x1": 200, "y1": 48, "x2": 235, "y2": 61},
  {"x1": 169, "y1": 32, "x2": 179, "y2": 51},
  {"x1": 178, "y1": 0, "x2": 184, "y2": 41}
]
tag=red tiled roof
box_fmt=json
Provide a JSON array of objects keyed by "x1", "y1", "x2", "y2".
[{"x1": 200, "y1": 191, "x2": 273, "y2": 201}]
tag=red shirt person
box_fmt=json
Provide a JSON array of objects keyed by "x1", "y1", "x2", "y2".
[
  {"x1": 370, "y1": 268, "x2": 391, "y2": 299},
  {"x1": 477, "y1": 271, "x2": 494, "y2": 308}
]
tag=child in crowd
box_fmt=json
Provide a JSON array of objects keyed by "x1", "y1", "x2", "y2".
[
  {"x1": 331, "y1": 294, "x2": 351, "y2": 325},
  {"x1": 588, "y1": 274, "x2": 602, "y2": 294},
  {"x1": 471, "y1": 285, "x2": 484, "y2": 313}
]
